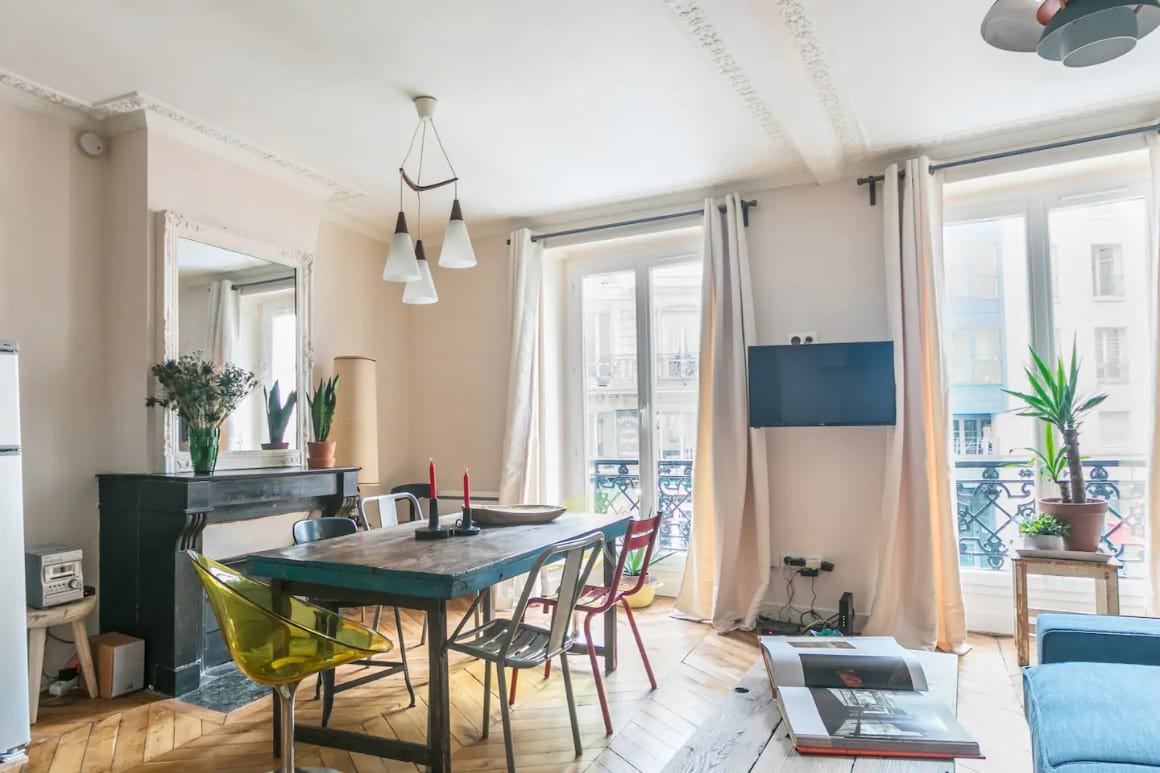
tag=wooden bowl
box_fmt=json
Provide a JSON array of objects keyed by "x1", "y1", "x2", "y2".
[{"x1": 470, "y1": 505, "x2": 566, "y2": 527}]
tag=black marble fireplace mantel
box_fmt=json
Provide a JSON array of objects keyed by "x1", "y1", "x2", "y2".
[{"x1": 97, "y1": 466, "x2": 359, "y2": 696}]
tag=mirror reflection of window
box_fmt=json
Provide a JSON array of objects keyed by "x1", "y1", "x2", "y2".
[{"x1": 176, "y1": 238, "x2": 298, "y2": 454}]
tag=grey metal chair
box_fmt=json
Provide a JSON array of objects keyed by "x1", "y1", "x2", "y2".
[{"x1": 446, "y1": 532, "x2": 605, "y2": 773}]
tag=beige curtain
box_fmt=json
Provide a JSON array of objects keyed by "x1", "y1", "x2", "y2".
[
  {"x1": 863, "y1": 159, "x2": 967, "y2": 652},
  {"x1": 674, "y1": 194, "x2": 771, "y2": 632},
  {"x1": 1146, "y1": 133, "x2": 1160, "y2": 614},
  {"x1": 497, "y1": 228, "x2": 564, "y2": 608}
]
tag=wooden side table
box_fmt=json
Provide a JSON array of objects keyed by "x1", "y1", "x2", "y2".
[
  {"x1": 26, "y1": 595, "x2": 98, "y2": 723},
  {"x1": 1012, "y1": 555, "x2": 1121, "y2": 667}
]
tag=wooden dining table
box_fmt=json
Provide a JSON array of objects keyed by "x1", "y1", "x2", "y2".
[{"x1": 245, "y1": 510, "x2": 632, "y2": 773}]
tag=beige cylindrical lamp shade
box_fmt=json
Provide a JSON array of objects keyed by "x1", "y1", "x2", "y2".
[{"x1": 330, "y1": 356, "x2": 379, "y2": 486}]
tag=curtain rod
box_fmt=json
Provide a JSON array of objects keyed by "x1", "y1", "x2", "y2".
[
  {"x1": 230, "y1": 276, "x2": 295, "y2": 291},
  {"x1": 506, "y1": 199, "x2": 757, "y2": 245},
  {"x1": 855, "y1": 122, "x2": 1160, "y2": 206}
]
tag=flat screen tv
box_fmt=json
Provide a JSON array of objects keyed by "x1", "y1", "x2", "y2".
[{"x1": 748, "y1": 341, "x2": 896, "y2": 427}]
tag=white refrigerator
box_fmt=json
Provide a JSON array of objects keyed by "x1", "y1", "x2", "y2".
[{"x1": 0, "y1": 342, "x2": 30, "y2": 755}]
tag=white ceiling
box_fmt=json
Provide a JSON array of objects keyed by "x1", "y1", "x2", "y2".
[{"x1": 1, "y1": 0, "x2": 1158, "y2": 233}]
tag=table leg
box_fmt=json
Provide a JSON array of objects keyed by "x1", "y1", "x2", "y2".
[
  {"x1": 1014, "y1": 561, "x2": 1030, "y2": 667},
  {"x1": 72, "y1": 620, "x2": 98, "y2": 698},
  {"x1": 27, "y1": 627, "x2": 45, "y2": 724},
  {"x1": 1104, "y1": 567, "x2": 1121, "y2": 616},
  {"x1": 603, "y1": 544, "x2": 618, "y2": 675},
  {"x1": 427, "y1": 599, "x2": 451, "y2": 773}
]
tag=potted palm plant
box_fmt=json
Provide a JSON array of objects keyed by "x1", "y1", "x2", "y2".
[
  {"x1": 261, "y1": 380, "x2": 297, "y2": 450},
  {"x1": 1003, "y1": 342, "x2": 1108, "y2": 551},
  {"x1": 146, "y1": 353, "x2": 258, "y2": 475},
  {"x1": 306, "y1": 375, "x2": 339, "y2": 469}
]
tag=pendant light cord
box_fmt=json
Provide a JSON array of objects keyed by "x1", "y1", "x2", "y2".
[
  {"x1": 399, "y1": 120, "x2": 422, "y2": 209},
  {"x1": 429, "y1": 120, "x2": 459, "y2": 198}
]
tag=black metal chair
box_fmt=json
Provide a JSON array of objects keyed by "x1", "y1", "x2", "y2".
[
  {"x1": 291, "y1": 516, "x2": 416, "y2": 724},
  {"x1": 389, "y1": 482, "x2": 431, "y2": 522}
]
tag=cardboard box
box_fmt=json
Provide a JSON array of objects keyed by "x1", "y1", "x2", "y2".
[{"x1": 89, "y1": 633, "x2": 144, "y2": 698}]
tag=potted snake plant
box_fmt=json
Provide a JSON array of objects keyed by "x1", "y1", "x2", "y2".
[
  {"x1": 1003, "y1": 341, "x2": 1108, "y2": 551},
  {"x1": 261, "y1": 380, "x2": 297, "y2": 450},
  {"x1": 306, "y1": 375, "x2": 340, "y2": 469}
]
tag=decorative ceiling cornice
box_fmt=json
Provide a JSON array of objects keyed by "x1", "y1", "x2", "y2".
[
  {"x1": 0, "y1": 68, "x2": 363, "y2": 202},
  {"x1": 663, "y1": 1, "x2": 799, "y2": 158},
  {"x1": 775, "y1": 0, "x2": 861, "y2": 156}
]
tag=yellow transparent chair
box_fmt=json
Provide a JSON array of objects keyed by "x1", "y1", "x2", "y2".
[{"x1": 187, "y1": 551, "x2": 393, "y2": 773}]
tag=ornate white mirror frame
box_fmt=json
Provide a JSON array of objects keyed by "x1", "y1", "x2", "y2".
[{"x1": 153, "y1": 210, "x2": 314, "y2": 473}]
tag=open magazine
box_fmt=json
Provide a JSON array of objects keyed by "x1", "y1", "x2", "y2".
[{"x1": 761, "y1": 636, "x2": 981, "y2": 759}]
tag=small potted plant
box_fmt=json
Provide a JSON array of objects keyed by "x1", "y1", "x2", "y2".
[
  {"x1": 261, "y1": 380, "x2": 297, "y2": 450},
  {"x1": 1003, "y1": 341, "x2": 1109, "y2": 551},
  {"x1": 306, "y1": 374, "x2": 340, "y2": 469},
  {"x1": 1019, "y1": 513, "x2": 1070, "y2": 551},
  {"x1": 146, "y1": 353, "x2": 257, "y2": 475},
  {"x1": 620, "y1": 546, "x2": 663, "y2": 608}
]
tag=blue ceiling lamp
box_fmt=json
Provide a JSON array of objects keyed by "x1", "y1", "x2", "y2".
[{"x1": 982, "y1": 0, "x2": 1160, "y2": 66}]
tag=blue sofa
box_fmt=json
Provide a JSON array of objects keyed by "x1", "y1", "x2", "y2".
[{"x1": 1025, "y1": 613, "x2": 1160, "y2": 772}]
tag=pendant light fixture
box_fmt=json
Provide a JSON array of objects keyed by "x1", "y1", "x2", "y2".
[{"x1": 383, "y1": 95, "x2": 478, "y2": 301}]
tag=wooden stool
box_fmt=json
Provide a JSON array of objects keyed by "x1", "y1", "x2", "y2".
[
  {"x1": 1012, "y1": 555, "x2": 1121, "y2": 667},
  {"x1": 26, "y1": 595, "x2": 98, "y2": 723}
]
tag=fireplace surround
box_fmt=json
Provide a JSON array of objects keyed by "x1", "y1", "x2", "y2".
[{"x1": 97, "y1": 466, "x2": 358, "y2": 696}]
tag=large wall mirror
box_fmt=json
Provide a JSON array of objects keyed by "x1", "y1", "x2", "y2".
[{"x1": 156, "y1": 211, "x2": 313, "y2": 472}]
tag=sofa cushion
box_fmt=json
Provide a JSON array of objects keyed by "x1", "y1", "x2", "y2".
[
  {"x1": 1038, "y1": 613, "x2": 1160, "y2": 667},
  {"x1": 1025, "y1": 662, "x2": 1160, "y2": 772}
]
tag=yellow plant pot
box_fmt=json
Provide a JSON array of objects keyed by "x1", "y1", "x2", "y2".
[{"x1": 620, "y1": 577, "x2": 661, "y2": 609}]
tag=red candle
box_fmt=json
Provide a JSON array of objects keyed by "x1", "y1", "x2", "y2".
[
  {"x1": 463, "y1": 468, "x2": 471, "y2": 511},
  {"x1": 429, "y1": 458, "x2": 438, "y2": 499}
]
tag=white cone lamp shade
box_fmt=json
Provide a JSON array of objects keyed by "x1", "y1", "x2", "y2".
[
  {"x1": 329, "y1": 356, "x2": 379, "y2": 486},
  {"x1": 402, "y1": 240, "x2": 439, "y2": 305},
  {"x1": 383, "y1": 212, "x2": 420, "y2": 282},
  {"x1": 438, "y1": 199, "x2": 477, "y2": 268}
]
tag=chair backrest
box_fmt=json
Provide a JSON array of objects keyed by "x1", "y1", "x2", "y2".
[
  {"x1": 609, "y1": 514, "x2": 663, "y2": 598},
  {"x1": 360, "y1": 493, "x2": 426, "y2": 528},
  {"x1": 509, "y1": 532, "x2": 605, "y2": 657},
  {"x1": 186, "y1": 551, "x2": 389, "y2": 685},
  {"x1": 292, "y1": 516, "x2": 358, "y2": 545},
  {"x1": 390, "y1": 483, "x2": 431, "y2": 522}
]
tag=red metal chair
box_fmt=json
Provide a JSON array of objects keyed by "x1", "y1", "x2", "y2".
[{"x1": 508, "y1": 513, "x2": 662, "y2": 735}]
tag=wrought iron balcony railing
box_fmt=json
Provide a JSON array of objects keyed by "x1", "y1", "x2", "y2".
[
  {"x1": 955, "y1": 458, "x2": 1147, "y2": 573},
  {"x1": 587, "y1": 353, "x2": 699, "y2": 388},
  {"x1": 591, "y1": 458, "x2": 692, "y2": 553}
]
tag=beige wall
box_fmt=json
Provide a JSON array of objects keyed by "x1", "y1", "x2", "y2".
[
  {"x1": 406, "y1": 233, "x2": 512, "y2": 493},
  {"x1": 313, "y1": 219, "x2": 411, "y2": 490},
  {"x1": 745, "y1": 179, "x2": 889, "y2": 615},
  {"x1": 407, "y1": 182, "x2": 890, "y2": 615},
  {"x1": 0, "y1": 102, "x2": 109, "y2": 673}
]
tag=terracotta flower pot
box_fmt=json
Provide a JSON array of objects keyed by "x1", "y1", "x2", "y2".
[
  {"x1": 1038, "y1": 498, "x2": 1108, "y2": 552},
  {"x1": 306, "y1": 440, "x2": 337, "y2": 469}
]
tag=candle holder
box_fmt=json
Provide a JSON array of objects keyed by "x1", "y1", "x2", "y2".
[
  {"x1": 452, "y1": 506, "x2": 481, "y2": 537},
  {"x1": 414, "y1": 496, "x2": 453, "y2": 540}
]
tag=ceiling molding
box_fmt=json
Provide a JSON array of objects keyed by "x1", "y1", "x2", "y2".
[
  {"x1": 0, "y1": 68, "x2": 364, "y2": 203},
  {"x1": 774, "y1": 0, "x2": 862, "y2": 156},
  {"x1": 863, "y1": 94, "x2": 1160, "y2": 169},
  {"x1": 663, "y1": 0, "x2": 800, "y2": 162}
]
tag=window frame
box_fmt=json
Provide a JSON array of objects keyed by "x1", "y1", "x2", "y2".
[{"x1": 1091, "y1": 243, "x2": 1126, "y2": 300}]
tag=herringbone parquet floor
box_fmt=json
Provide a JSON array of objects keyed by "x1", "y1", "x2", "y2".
[{"x1": 17, "y1": 600, "x2": 1033, "y2": 772}]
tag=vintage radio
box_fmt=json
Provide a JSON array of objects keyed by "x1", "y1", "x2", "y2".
[{"x1": 25, "y1": 544, "x2": 84, "y2": 608}]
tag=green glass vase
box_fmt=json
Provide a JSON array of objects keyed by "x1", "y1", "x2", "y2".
[{"x1": 189, "y1": 426, "x2": 220, "y2": 475}]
